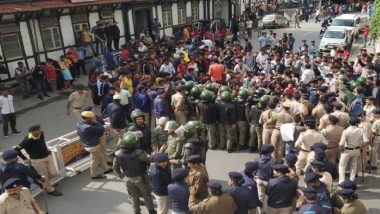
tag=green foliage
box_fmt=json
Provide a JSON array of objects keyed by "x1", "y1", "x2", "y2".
[{"x1": 370, "y1": 0, "x2": 380, "y2": 38}]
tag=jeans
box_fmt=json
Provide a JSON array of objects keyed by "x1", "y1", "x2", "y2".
[
  {"x1": 17, "y1": 77, "x2": 29, "y2": 98},
  {"x1": 2, "y1": 113, "x2": 17, "y2": 135},
  {"x1": 285, "y1": 143, "x2": 299, "y2": 156},
  {"x1": 77, "y1": 60, "x2": 86, "y2": 75},
  {"x1": 34, "y1": 79, "x2": 48, "y2": 98}
]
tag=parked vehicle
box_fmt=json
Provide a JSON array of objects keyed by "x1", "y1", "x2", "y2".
[
  {"x1": 330, "y1": 13, "x2": 363, "y2": 39},
  {"x1": 319, "y1": 26, "x2": 352, "y2": 52},
  {"x1": 262, "y1": 14, "x2": 289, "y2": 29}
]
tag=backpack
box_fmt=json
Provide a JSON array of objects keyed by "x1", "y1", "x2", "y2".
[{"x1": 349, "y1": 97, "x2": 364, "y2": 116}]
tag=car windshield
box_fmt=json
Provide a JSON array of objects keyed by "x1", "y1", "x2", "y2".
[
  {"x1": 331, "y1": 19, "x2": 354, "y2": 27},
  {"x1": 324, "y1": 31, "x2": 345, "y2": 39},
  {"x1": 263, "y1": 15, "x2": 275, "y2": 20}
]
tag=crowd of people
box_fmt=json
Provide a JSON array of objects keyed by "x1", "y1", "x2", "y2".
[{"x1": 1, "y1": 4, "x2": 380, "y2": 214}]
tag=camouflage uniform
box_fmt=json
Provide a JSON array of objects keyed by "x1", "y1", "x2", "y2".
[{"x1": 151, "y1": 126, "x2": 168, "y2": 151}]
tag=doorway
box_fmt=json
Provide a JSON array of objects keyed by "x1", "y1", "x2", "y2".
[{"x1": 134, "y1": 8, "x2": 152, "y2": 37}]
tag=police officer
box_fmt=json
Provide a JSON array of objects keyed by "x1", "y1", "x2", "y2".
[
  {"x1": 241, "y1": 162, "x2": 260, "y2": 214},
  {"x1": 171, "y1": 85, "x2": 188, "y2": 125},
  {"x1": 197, "y1": 90, "x2": 218, "y2": 149},
  {"x1": 0, "y1": 178, "x2": 45, "y2": 214},
  {"x1": 370, "y1": 108, "x2": 380, "y2": 169},
  {"x1": 234, "y1": 88, "x2": 250, "y2": 150},
  {"x1": 164, "y1": 121, "x2": 183, "y2": 169},
  {"x1": 266, "y1": 164, "x2": 297, "y2": 214},
  {"x1": 0, "y1": 150, "x2": 42, "y2": 190},
  {"x1": 294, "y1": 116, "x2": 327, "y2": 175},
  {"x1": 107, "y1": 94, "x2": 128, "y2": 146},
  {"x1": 247, "y1": 93, "x2": 267, "y2": 153},
  {"x1": 303, "y1": 172, "x2": 332, "y2": 211},
  {"x1": 151, "y1": 117, "x2": 169, "y2": 152},
  {"x1": 113, "y1": 132, "x2": 160, "y2": 214},
  {"x1": 66, "y1": 84, "x2": 87, "y2": 120},
  {"x1": 284, "y1": 153, "x2": 299, "y2": 183},
  {"x1": 338, "y1": 117, "x2": 368, "y2": 183},
  {"x1": 320, "y1": 115, "x2": 344, "y2": 164},
  {"x1": 254, "y1": 144, "x2": 276, "y2": 214},
  {"x1": 168, "y1": 168, "x2": 190, "y2": 214},
  {"x1": 259, "y1": 100, "x2": 276, "y2": 146},
  {"x1": 216, "y1": 91, "x2": 237, "y2": 152},
  {"x1": 331, "y1": 180, "x2": 358, "y2": 211},
  {"x1": 224, "y1": 171, "x2": 260, "y2": 214},
  {"x1": 189, "y1": 182, "x2": 237, "y2": 214},
  {"x1": 188, "y1": 86, "x2": 202, "y2": 121},
  {"x1": 15, "y1": 124, "x2": 62, "y2": 196},
  {"x1": 332, "y1": 102, "x2": 350, "y2": 128},
  {"x1": 77, "y1": 111, "x2": 112, "y2": 179},
  {"x1": 298, "y1": 188, "x2": 330, "y2": 214},
  {"x1": 305, "y1": 148, "x2": 339, "y2": 180},
  {"x1": 357, "y1": 110, "x2": 372, "y2": 174},
  {"x1": 336, "y1": 189, "x2": 366, "y2": 214},
  {"x1": 129, "y1": 109, "x2": 153, "y2": 154},
  {"x1": 186, "y1": 155, "x2": 209, "y2": 201},
  {"x1": 271, "y1": 101, "x2": 293, "y2": 162},
  {"x1": 180, "y1": 121, "x2": 208, "y2": 164}
]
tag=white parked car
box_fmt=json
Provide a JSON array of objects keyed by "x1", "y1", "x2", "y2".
[
  {"x1": 319, "y1": 26, "x2": 351, "y2": 52},
  {"x1": 262, "y1": 14, "x2": 289, "y2": 29},
  {"x1": 330, "y1": 14, "x2": 363, "y2": 38}
]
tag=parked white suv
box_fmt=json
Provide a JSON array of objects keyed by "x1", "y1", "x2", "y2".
[
  {"x1": 319, "y1": 26, "x2": 351, "y2": 52},
  {"x1": 330, "y1": 14, "x2": 362, "y2": 39}
]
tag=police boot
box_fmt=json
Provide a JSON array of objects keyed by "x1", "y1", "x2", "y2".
[{"x1": 148, "y1": 210, "x2": 157, "y2": 214}]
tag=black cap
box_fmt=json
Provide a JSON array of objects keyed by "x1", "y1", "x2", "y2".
[
  {"x1": 338, "y1": 180, "x2": 357, "y2": 190},
  {"x1": 304, "y1": 172, "x2": 321, "y2": 183},
  {"x1": 310, "y1": 160, "x2": 325, "y2": 168},
  {"x1": 186, "y1": 155, "x2": 202, "y2": 164},
  {"x1": 153, "y1": 153, "x2": 168, "y2": 162},
  {"x1": 311, "y1": 142, "x2": 327, "y2": 152},
  {"x1": 244, "y1": 161, "x2": 259, "y2": 171},
  {"x1": 302, "y1": 187, "x2": 318, "y2": 194},
  {"x1": 3, "y1": 178, "x2": 22, "y2": 189},
  {"x1": 260, "y1": 144, "x2": 274, "y2": 155},
  {"x1": 336, "y1": 189, "x2": 355, "y2": 197},
  {"x1": 228, "y1": 171, "x2": 243, "y2": 180},
  {"x1": 272, "y1": 164, "x2": 289, "y2": 173},
  {"x1": 314, "y1": 148, "x2": 326, "y2": 161},
  {"x1": 173, "y1": 168, "x2": 189, "y2": 180},
  {"x1": 328, "y1": 115, "x2": 339, "y2": 124},
  {"x1": 207, "y1": 182, "x2": 222, "y2": 192},
  {"x1": 285, "y1": 153, "x2": 298, "y2": 165},
  {"x1": 2, "y1": 150, "x2": 19, "y2": 161},
  {"x1": 28, "y1": 123, "x2": 41, "y2": 132}
]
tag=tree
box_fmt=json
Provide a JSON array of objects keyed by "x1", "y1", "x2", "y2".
[{"x1": 370, "y1": 0, "x2": 380, "y2": 39}]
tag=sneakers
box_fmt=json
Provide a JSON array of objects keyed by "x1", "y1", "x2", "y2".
[
  {"x1": 91, "y1": 175, "x2": 106, "y2": 179},
  {"x1": 48, "y1": 190, "x2": 63, "y2": 196},
  {"x1": 3, "y1": 135, "x2": 8, "y2": 138}
]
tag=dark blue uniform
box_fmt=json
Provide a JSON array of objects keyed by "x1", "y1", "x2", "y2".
[
  {"x1": 240, "y1": 172, "x2": 260, "y2": 208},
  {"x1": 298, "y1": 201, "x2": 330, "y2": 214},
  {"x1": 310, "y1": 182, "x2": 332, "y2": 209},
  {"x1": 223, "y1": 186, "x2": 258, "y2": 214},
  {"x1": 305, "y1": 160, "x2": 338, "y2": 180},
  {"x1": 266, "y1": 175, "x2": 297, "y2": 208},
  {"x1": 0, "y1": 162, "x2": 40, "y2": 189},
  {"x1": 255, "y1": 155, "x2": 276, "y2": 181}
]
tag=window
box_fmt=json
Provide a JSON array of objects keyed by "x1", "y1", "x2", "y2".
[
  {"x1": 41, "y1": 27, "x2": 62, "y2": 50},
  {"x1": 72, "y1": 13, "x2": 89, "y2": 32},
  {"x1": 0, "y1": 23, "x2": 23, "y2": 59},
  {"x1": 0, "y1": 33, "x2": 23, "y2": 60},
  {"x1": 191, "y1": 7, "x2": 199, "y2": 21},
  {"x1": 40, "y1": 17, "x2": 62, "y2": 50},
  {"x1": 178, "y1": 9, "x2": 186, "y2": 24},
  {"x1": 162, "y1": 11, "x2": 173, "y2": 27}
]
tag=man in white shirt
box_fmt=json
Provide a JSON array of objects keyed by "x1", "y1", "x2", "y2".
[
  {"x1": 0, "y1": 87, "x2": 21, "y2": 137},
  {"x1": 256, "y1": 49, "x2": 269, "y2": 68},
  {"x1": 300, "y1": 64, "x2": 315, "y2": 84},
  {"x1": 137, "y1": 42, "x2": 148, "y2": 53},
  {"x1": 159, "y1": 58, "x2": 176, "y2": 78},
  {"x1": 233, "y1": 59, "x2": 251, "y2": 75}
]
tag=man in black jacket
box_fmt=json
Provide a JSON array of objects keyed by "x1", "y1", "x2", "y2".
[
  {"x1": 15, "y1": 124, "x2": 62, "y2": 196},
  {"x1": 32, "y1": 63, "x2": 50, "y2": 100},
  {"x1": 149, "y1": 153, "x2": 172, "y2": 214},
  {"x1": 129, "y1": 109, "x2": 152, "y2": 154},
  {"x1": 107, "y1": 94, "x2": 127, "y2": 146}
]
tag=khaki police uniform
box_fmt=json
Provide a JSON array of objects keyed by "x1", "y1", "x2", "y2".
[
  {"x1": 318, "y1": 114, "x2": 330, "y2": 131},
  {"x1": 271, "y1": 110, "x2": 293, "y2": 162},
  {"x1": 357, "y1": 120, "x2": 372, "y2": 173},
  {"x1": 295, "y1": 129, "x2": 327, "y2": 174},
  {"x1": 371, "y1": 119, "x2": 380, "y2": 167},
  {"x1": 321, "y1": 124, "x2": 344, "y2": 163},
  {"x1": 338, "y1": 126, "x2": 368, "y2": 183},
  {"x1": 171, "y1": 92, "x2": 188, "y2": 125},
  {"x1": 259, "y1": 109, "x2": 276, "y2": 146},
  {"x1": 189, "y1": 193, "x2": 237, "y2": 214},
  {"x1": 332, "y1": 110, "x2": 350, "y2": 128},
  {"x1": 363, "y1": 105, "x2": 376, "y2": 121},
  {"x1": 68, "y1": 91, "x2": 87, "y2": 120},
  {"x1": 340, "y1": 199, "x2": 366, "y2": 214},
  {"x1": 186, "y1": 164, "x2": 209, "y2": 201},
  {"x1": 311, "y1": 104, "x2": 325, "y2": 125},
  {"x1": 0, "y1": 187, "x2": 40, "y2": 214}
]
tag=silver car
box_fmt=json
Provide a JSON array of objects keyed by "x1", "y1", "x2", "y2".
[{"x1": 262, "y1": 14, "x2": 289, "y2": 29}]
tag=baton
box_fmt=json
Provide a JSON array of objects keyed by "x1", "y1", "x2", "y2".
[{"x1": 369, "y1": 146, "x2": 373, "y2": 174}]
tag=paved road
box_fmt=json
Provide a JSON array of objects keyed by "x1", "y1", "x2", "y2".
[{"x1": 2, "y1": 21, "x2": 379, "y2": 214}]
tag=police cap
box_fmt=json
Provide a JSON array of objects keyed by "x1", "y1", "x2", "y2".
[
  {"x1": 314, "y1": 148, "x2": 326, "y2": 161},
  {"x1": 244, "y1": 161, "x2": 259, "y2": 172},
  {"x1": 228, "y1": 171, "x2": 243, "y2": 180},
  {"x1": 304, "y1": 172, "x2": 322, "y2": 183},
  {"x1": 3, "y1": 178, "x2": 22, "y2": 189},
  {"x1": 338, "y1": 180, "x2": 357, "y2": 190},
  {"x1": 260, "y1": 144, "x2": 274, "y2": 155},
  {"x1": 173, "y1": 168, "x2": 189, "y2": 180},
  {"x1": 272, "y1": 164, "x2": 289, "y2": 173},
  {"x1": 285, "y1": 153, "x2": 298, "y2": 166},
  {"x1": 186, "y1": 155, "x2": 202, "y2": 164},
  {"x1": 28, "y1": 123, "x2": 41, "y2": 132},
  {"x1": 207, "y1": 182, "x2": 222, "y2": 191},
  {"x1": 2, "y1": 149, "x2": 19, "y2": 161},
  {"x1": 310, "y1": 142, "x2": 327, "y2": 152},
  {"x1": 156, "y1": 88, "x2": 165, "y2": 94},
  {"x1": 302, "y1": 187, "x2": 318, "y2": 194},
  {"x1": 153, "y1": 152, "x2": 168, "y2": 162},
  {"x1": 328, "y1": 115, "x2": 339, "y2": 124},
  {"x1": 336, "y1": 189, "x2": 355, "y2": 197},
  {"x1": 310, "y1": 160, "x2": 325, "y2": 168}
]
